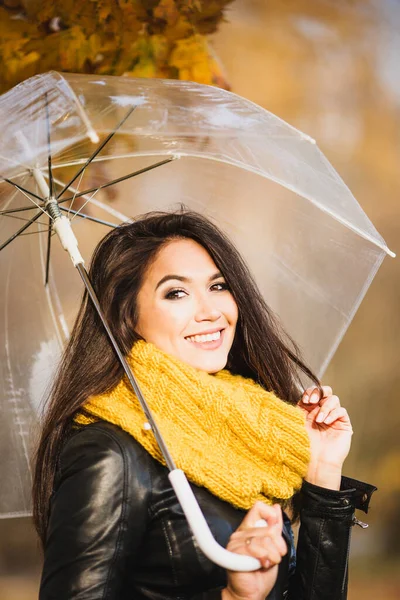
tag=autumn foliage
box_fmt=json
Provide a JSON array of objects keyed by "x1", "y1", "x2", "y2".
[{"x1": 0, "y1": 0, "x2": 233, "y2": 92}]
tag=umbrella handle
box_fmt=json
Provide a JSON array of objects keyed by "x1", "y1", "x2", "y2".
[{"x1": 169, "y1": 469, "x2": 264, "y2": 572}]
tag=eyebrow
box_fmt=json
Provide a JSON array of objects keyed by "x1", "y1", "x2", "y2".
[{"x1": 155, "y1": 271, "x2": 224, "y2": 290}]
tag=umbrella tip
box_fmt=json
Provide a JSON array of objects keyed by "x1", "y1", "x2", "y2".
[{"x1": 88, "y1": 128, "x2": 100, "y2": 144}]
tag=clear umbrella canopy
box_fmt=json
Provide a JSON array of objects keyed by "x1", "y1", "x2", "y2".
[{"x1": 0, "y1": 71, "x2": 394, "y2": 517}]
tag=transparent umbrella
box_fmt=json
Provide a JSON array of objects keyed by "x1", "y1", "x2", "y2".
[{"x1": 0, "y1": 72, "x2": 394, "y2": 567}]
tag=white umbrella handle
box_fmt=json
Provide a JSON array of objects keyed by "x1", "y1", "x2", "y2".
[{"x1": 169, "y1": 469, "x2": 266, "y2": 572}]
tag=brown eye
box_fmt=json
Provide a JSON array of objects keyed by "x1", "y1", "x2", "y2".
[
  {"x1": 210, "y1": 282, "x2": 229, "y2": 292},
  {"x1": 164, "y1": 288, "x2": 187, "y2": 300}
]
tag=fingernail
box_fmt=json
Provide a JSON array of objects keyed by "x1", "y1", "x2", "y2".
[
  {"x1": 324, "y1": 415, "x2": 333, "y2": 424},
  {"x1": 263, "y1": 559, "x2": 271, "y2": 569},
  {"x1": 310, "y1": 392, "x2": 319, "y2": 403},
  {"x1": 302, "y1": 394, "x2": 309, "y2": 404},
  {"x1": 316, "y1": 412, "x2": 325, "y2": 423}
]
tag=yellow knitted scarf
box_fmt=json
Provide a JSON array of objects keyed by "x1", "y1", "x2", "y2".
[{"x1": 75, "y1": 341, "x2": 310, "y2": 510}]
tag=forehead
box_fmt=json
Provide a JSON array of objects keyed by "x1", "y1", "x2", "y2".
[{"x1": 148, "y1": 238, "x2": 218, "y2": 278}]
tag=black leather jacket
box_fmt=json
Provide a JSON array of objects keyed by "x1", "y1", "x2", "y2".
[{"x1": 39, "y1": 422, "x2": 376, "y2": 600}]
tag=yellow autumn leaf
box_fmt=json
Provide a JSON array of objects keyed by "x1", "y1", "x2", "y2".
[
  {"x1": 127, "y1": 58, "x2": 158, "y2": 79},
  {"x1": 22, "y1": 0, "x2": 56, "y2": 23},
  {"x1": 0, "y1": 6, "x2": 38, "y2": 45},
  {"x1": 169, "y1": 33, "x2": 229, "y2": 88},
  {"x1": 153, "y1": 0, "x2": 180, "y2": 25},
  {"x1": 0, "y1": 7, "x2": 43, "y2": 87},
  {"x1": 97, "y1": 0, "x2": 114, "y2": 23},
  {"x1": 27, "y1": 27, "x2": 92, "y2": 73},
  {"x1": 123, "y1": 33, "x2": 173, "y2": 79},
  {"x1": 151, "y1": 34, "x2": 170, "y2": 64}
]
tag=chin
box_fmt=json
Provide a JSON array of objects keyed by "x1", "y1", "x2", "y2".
[{"x1": 190, "y1": 354, "x2": 228, "y2": 374}]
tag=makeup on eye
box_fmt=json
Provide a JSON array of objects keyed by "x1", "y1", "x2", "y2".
[
  {"x1": 162, "y1": 280, "x2": 229, "y2": 300},
  {"x1": 164, "y1": 288, "x2": 187, "y2": 300},
  {"x1": 210, "y1": 282, "x2": 229, "y2": 292}
]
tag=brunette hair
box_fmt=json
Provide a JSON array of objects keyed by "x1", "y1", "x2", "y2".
[{"x1": 33, "y1": 208, "x2": 321, "y2": 544}]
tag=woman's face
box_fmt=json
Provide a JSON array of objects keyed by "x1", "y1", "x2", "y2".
[{"x1": 135, "y1": 238, "x2": 238, "y2": 373}]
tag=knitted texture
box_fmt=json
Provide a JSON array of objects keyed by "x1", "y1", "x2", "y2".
[{"x1": 75, "y1": 341, "x2": 310, "y2": 509}]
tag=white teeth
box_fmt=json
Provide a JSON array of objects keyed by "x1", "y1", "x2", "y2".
[{"x1": 187, "y1": 331, "x2": 221, "y2": 343}]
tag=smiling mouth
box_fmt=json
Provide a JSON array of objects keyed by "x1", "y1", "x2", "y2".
[{"x1": 185, "y1": 329, "x2": 223, "y2": 344}]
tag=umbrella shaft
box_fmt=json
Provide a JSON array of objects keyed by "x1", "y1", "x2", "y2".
[{"x1": 32, "y1": 167, "x2": 51, "y2": 199}]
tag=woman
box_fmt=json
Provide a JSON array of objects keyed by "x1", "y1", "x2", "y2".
[{"x1": 34, "y1": 209, "x2": 376, "y2": 600}]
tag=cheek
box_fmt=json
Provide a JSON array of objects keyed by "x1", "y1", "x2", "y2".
[
  {"x1": 225, "y1": 296, "x2": 239, "y2": 326},
  {"x1": 140, "y1": 301, "x2": 192, "y2": 340}
]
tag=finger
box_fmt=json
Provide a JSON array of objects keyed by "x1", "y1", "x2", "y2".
[
  {"x1": 230, "y1": 519, "x2": 282, "y2": 543},
  {"x1": 301, "y1": 387, "x2": 317, "y2": 404},
  {"x1": 302, "y1": 386, "x2": 334, "y2": 406},
  {"x1": 237, "y1": 501, "x2": 280, "y2": 531},
  {"x1": 322, "y1": 406, "x2": 352, "y2": 426},
  {"x1": 246, "y1": 536, "x2": 284, "y2": 566},
  {"x1": 261, "y1": 528, "x2": 287, "y2": 557},
  {"x1": 299, "y1": 401, "x2": 320, "y2": 416},
  {"x1": 309, "y1": 385, "x2": 334, "y2": 404},
  {"x1": 260, "y1": 528, "x2": 287, "y2": 556},
  {"x1": 231, "y1": 506, "x2": 286, "y2": 555},
  {"x1": 228, "y1": 534, "x2": 285, "y2": 568},
  {"x1": 273, "y1": 503, "x2": 283, "y2": 529},
  {"x1": 229, "y1": 528, "x2": 287, "y2": 558},
  {"x1": 231, "y1": 522, "x2": 287, "y2": 551},
  {"x1": 315, "y1": 395, "x2": 341, "y2": 423},
  {"x1": 321, "y1": 385, "x2": 333, "y2": 397},
  {"x1": 302, "y1": 386, "x2": 322, "y2": 404}
]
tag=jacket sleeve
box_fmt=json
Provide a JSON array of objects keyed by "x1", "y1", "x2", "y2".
[
  {"x1": 287, "y1": 476, "x2": 377, "y2": 600},
  {"x1": 39, "y1": 424, "x2": 152, "y2": 600}
]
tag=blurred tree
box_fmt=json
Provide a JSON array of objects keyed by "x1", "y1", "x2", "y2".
[{"x1": 0, "y1": 0, "x2": 233, "y2": 92}]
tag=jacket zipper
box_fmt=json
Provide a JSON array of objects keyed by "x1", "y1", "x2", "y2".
[
  {"x1": 341, "y1": 516, "x2": 369, "y2": 594},
  {"x1": 341, "y1": 524, "x2": 352, "y2": 596},
  {"x1": 352, "y1": 516, "x2": 368, "y2": 529}
]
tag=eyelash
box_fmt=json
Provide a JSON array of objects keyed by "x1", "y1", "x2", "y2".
[{"x1": 164, "y1": 282, "x2": 229, "y2": 300}]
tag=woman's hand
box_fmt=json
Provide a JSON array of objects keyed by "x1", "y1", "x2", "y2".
[
  {"x1": 222, "y1": 502, "x2": 287, "y2": 600},
  {"x1": 298, "y1": 386, "x2": 353, "y2": 489}
]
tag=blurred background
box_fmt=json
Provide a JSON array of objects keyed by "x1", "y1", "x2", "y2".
[{"x1": 0, "y1": 0, "x2": 399, "y2": 598}]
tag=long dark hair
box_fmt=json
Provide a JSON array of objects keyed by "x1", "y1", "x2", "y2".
[{"x1": 33, "y1": 208, "x2": 321, "y2": 545}]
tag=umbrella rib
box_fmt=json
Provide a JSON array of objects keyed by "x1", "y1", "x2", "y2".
[
  {"x1": 0, "y1": 205, "x2": 43, "y2": 216},
  {"x1": 59, "y1": 206, "x2": 117, "y2": 228},
  {"x1": 45, "y1": 93, "x2": 54, "y2": 198},
  {"x1": 1, "y1": 176, "x2": 43, "y2": 202},
  {"x1": 2, "y1": 212, "x2": 49, "y2": 226},
  {"x1": 45, "y1": 217, "x2": 52, "y2": 285},
  {"x1": 56, "y1": 104, "x2": 137, "y2": 200},
  {"x1": 19, "y1": 228, "x2": 51, "y2": 236},
  {"x1": 50, "y1": 174, "x2": 129, "y2": 221},
  {"x1": 4, "y1": 182, "x2": 49, "y2": 219},
  {"x1": 68, "y1": 168, "x2": 86, "y2": 219},
  {"x1": 0, "y1": 209, "x2": 42, "y2": 251},
  {"x1": 58, "y1": 157, "x2": 176, "y2": 204}
]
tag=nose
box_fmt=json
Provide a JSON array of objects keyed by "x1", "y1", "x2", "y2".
[{"x1": 194, "y1": 292, "x2": 221, "y2": 323}]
